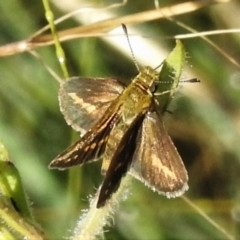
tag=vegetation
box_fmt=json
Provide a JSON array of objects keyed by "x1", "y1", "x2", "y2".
[{"x1": 0, "y1": 0, "x2": 239, "y2": 239}]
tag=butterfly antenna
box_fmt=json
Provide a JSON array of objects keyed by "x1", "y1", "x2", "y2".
[
  {"x1": 180, "y1": 78, "x2": 200, "y2": 83},
  {"x1": 122, "y1": 24, "x2": 140, "y2": 72}
]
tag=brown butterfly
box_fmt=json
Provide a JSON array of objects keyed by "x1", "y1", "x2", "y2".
[{"x1": 49, "y1": 40, "x2": 189, "y2": 208}]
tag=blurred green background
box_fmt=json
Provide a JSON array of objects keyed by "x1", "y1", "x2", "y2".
[{"x1": 0, "y1": 0, "x2": 240, "y2": 239}]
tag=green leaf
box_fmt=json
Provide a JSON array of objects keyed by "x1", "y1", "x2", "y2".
[
  {"x1": 156, "y1": 40, "x2": 186, "y2": 112},
  {"x1": 0, "y1": 140, "x2": 33, "y2": 221}
]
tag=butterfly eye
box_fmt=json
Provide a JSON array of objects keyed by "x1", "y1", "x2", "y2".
[{"x1": 150, "y1": 82, "x2": 158, "y2": 93}]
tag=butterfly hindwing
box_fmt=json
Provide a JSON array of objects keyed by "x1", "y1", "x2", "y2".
[
  {"x1": 59, "y1": 77, "x2": 124, "y2": 134},
  {"x1": 130, "y1": 111, "x2": 188, "y2": 197}
]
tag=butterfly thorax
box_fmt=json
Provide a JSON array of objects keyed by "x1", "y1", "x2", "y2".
[{"x1": 101, "y1": 66, "x2": 159, "y2": 173}]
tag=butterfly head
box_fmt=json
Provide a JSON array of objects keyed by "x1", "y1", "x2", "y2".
[{"x1": 135, "y1": 66, "x2": 159, "y2": 91}]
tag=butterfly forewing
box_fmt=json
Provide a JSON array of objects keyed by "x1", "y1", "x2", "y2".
[
  {"x1": 131, "y1": 111, "x2": 188, "y2": 197},
  {"x1": 97, "y1": 114, "x2": 145, "y2": 208},
  {"x1": 49, "y1": 107, "x2": 122, "y2": 169},
  {"x1": 59, "y1": 77, "x2": 124, "y2": 134}
]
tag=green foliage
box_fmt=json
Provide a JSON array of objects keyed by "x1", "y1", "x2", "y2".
[
  {"x1": 156, "y1": 39, "x2": 186, "y2": 112},
  {"x1": 0, "y1": 0, "x2": 239, "y2": 239}
]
